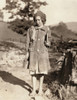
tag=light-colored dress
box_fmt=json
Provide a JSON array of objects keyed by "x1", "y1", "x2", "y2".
[{"x1": 26, "y1": 25, "x2": 51, "y2": 75}]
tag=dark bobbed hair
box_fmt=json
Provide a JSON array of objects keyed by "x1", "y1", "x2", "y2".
[{"x1": 34, "y1": 11, "x2": 46, "y2": 25}]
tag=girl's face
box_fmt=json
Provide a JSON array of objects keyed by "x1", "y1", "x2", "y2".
[{"x1": 35, "y1": 16, "x2": 43, "y2": 27}]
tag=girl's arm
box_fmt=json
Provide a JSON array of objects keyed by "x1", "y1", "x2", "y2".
[
  {"x1": 25, "y1": 29, "x2": 30, "y2": 55},
  {"x1": 23, "y1": 29, "x2": 30, "y2": 68},
  {"x1": 45, "y1": 27, "x2": 51, "y2": 47}
]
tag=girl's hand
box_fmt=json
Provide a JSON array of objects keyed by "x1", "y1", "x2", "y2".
[
  {"x1": 44, "y1": 41, "x2": 51, "y2": 47},
  {"x1": 25, "y1": 52, "x2": 29, "y2": 59},
  {"x1": 23, "y1": 52, "x2": 29, "y2": 68}
]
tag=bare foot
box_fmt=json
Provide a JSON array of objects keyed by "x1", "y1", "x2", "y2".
[
  {"x1": 38, "y1": 91, "x2": 44, "y2": 96},
  {"x1": 29, "y1": 91, "x2": 36, "y2": 97}
]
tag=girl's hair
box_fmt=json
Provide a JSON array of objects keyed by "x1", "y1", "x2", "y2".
[{"x1": 34, "y1": 11, "x2": 46, "y2": 25}]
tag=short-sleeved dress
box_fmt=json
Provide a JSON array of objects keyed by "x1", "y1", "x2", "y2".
[{"x1": 26, "y1": 26, "x2": 51, "y2": 75}]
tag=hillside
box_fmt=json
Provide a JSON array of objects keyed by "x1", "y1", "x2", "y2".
[
  {"x1": 66, "y1": 22, "x2": 77, "y2": 32},
  {"x1": 0, "y1": 21, "x2": 25, "y2": 42},
  {"x1": 50, "y1": 22, "x2": 77, "y2": 41}
]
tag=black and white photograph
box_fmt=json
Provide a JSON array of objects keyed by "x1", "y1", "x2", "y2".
[{"x1": 0, "y1": 0, "x2": 77, "y2": 100}]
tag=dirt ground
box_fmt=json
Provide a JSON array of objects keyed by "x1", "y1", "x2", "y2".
[
  {"x1": 0, "y1": 42, "x2": 51, "y2": 100},
  {"x1": 0, "y1": 64, "x2": 52, "y2": 100},
  {"x1": 0, "y1": 41, "x2": 77, "y2": 100},
  {"x1": 0, "y1": 66, "x2": 32, "y2": 100},
  {"x1": 0, "y1": 41, "x2": 32, "y2": 100}
]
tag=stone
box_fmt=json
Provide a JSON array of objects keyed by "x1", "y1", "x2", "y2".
[{"x1": 45, "y1": 89, "x2": 51, "y2": 96}]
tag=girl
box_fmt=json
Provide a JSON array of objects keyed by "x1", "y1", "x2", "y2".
[{"x1": 25, "y1": 11, "x2": 51, "y2": 96}]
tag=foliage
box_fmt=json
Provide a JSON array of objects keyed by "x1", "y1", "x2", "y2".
[
  {"x1": 49, "y1": 22, "x2": 77, "y2": 53},
  {"x1": 5, "y1": 0, "x2": 47, "y2": 34},
  {"x1": 8, "y1": 18, "x2": 34, "y2": 34}
]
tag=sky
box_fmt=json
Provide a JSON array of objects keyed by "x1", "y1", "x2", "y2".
[{"x1": 40, "y1": 0, "x2": 77, "y2": 25}]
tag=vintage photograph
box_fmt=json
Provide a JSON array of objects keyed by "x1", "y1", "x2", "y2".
[{"x1": 0, "y1": 0, "x2": 77, "y2": 100}]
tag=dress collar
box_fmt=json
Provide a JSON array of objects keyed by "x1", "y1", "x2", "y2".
[{"x1": 35, "y1": 26, "x2": 46, "y2": 31}]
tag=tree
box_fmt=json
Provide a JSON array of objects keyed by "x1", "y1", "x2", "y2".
[{"x1": 5, "y1": 0, "x2": 47, "y2": 34}]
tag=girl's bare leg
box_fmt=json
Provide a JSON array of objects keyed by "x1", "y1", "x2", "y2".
[
  {"x1": 30, "y1": 75, "x2": 36, "y2": 95},
  {"x1": 38, "y1": 75, "x2": 44, "y2": 94}
]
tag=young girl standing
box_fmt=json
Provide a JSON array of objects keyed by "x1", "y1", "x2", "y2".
[{"x1": 25, "y1": 11, "x2": 51, "y2": 96}]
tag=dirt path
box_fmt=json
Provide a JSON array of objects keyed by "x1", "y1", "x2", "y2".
[
  {"x1": 0, "y1": 67, "x2": 32, "y2": 100},
  {"x1": 0, "y1": 66, "x2": 51, "y2": 100}
]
